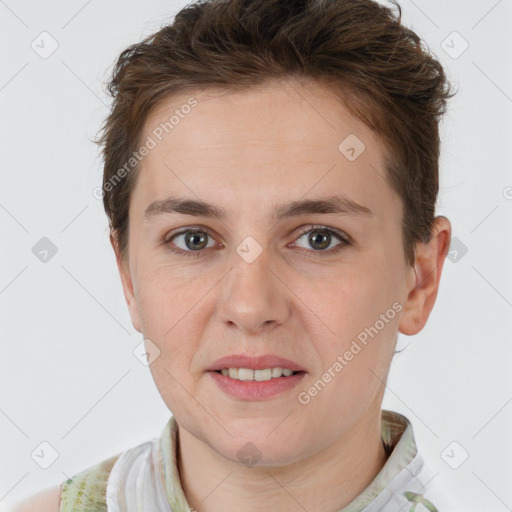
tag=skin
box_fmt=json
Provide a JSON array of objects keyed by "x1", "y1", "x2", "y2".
[
  {"x1": 111, "y1": 78, "x2": 451, "y2": 512},
  {"x1": 12, "y1": 485, "x2": 62, "y2": 512}
]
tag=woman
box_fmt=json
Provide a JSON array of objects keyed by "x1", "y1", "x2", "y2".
[{"x1": 14, "y1": 0, "x2": 454, "y2": 510}]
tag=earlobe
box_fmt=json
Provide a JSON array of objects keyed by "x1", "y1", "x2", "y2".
[
  {"x1": 398, "y1": 216, "x2": 451, "y2": 336},
  {"x1": 110, "y1": 233, "x2": 142, "y2": 333}
]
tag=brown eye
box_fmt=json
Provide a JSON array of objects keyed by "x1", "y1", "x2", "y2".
[
  {"x1": 182, "y1": 230, "x2": 209, "y2": 250},
  {"x1": 306, "y1": 229, "x2": 333, "y2": 250},
  {"x1": 165, "y1": 228, "x2": 216, "y2": 257},
  {"x1": 293, "y1": 225, "x2": 349, "y2": 255}
]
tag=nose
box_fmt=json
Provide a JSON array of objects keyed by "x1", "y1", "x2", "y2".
[{"x1": 216, "y1": 248, "x2": 292, "y2": 335}]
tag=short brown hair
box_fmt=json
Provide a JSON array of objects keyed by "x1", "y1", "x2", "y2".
[{"x1": 95, "y1": 0, "x2": 455, "y2": 267}]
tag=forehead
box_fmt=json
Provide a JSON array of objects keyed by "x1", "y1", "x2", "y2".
[{"x1": 134, "y1": 79, "x2": 398, "y2": 221}]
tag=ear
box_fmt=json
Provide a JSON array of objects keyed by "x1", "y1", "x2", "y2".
[
  {"x1": 398, "y1": 216, "x2": 451, "y2": 336},
  {"x1": 110, "y1": 232, "x2": 142, "y2": 333}
]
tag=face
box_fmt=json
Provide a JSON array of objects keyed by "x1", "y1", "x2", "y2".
[{"x1": 114, "y1": 78, "x2": 434, "y2": 466}]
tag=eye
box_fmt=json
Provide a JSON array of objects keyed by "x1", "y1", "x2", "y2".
[
  {"x1": 292, "y1": 225, "x2": 350, "y2": 256},
  {"x1": 164, "y1": 227, "x2": 218, "y2": 258},
  {"x1": 163, "y1": 224, "x2": 350, "y2": 259}
]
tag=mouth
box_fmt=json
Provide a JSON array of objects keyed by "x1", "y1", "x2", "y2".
[
  {"x1": 208, "y1": 367, "x2": 307, "y2": 400},
  {"x1": 206, "y1": 354, "x2": 307, "y2": 399},
  {"x1": 211, "y1": 368, "x2": 306, "y2": 382},
  {"x1": 206, "y1": 353, "x2": 306, "y2": 374}
]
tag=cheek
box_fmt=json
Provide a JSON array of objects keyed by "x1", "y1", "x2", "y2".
[
  {"x1": 135, "y1": 269, "x2": 208, "y2": 364},
  {"x1": 305, "y1": 267, "x2": 383, "y2": 334},
  {"x1": 136, "y1": 266, "x2": 192, "y2": 323},
  {"x1": 307, "y1": 261, "x2": 399, "y2": 370}
]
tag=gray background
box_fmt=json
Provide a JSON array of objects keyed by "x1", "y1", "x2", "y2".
[{"x1": 1, "y1": 0, "x2": 511, "y2": 510}]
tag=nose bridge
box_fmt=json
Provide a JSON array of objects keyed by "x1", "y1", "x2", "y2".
[{"x1": 217, "y1": 239, "x2": 290, "y2": 332}]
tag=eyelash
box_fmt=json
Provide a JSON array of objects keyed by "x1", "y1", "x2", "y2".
[{"x1": 163, "y1": 224, "x2": 350, "y2": 259}]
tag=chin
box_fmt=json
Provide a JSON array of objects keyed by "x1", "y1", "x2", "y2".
[{"x1": 211, "y1": 428, "x2": 307, "y2": 467}]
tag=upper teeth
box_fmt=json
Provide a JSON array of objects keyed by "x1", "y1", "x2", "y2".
[{"x1": 220, "y1": 367, "x2": 296, "y2": 381}]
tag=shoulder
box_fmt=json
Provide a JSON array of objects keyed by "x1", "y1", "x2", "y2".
[
  {"x1": 13, "y1": 450, "x2": 123, "y2": 512},
  {"x1": 11, "y1": 484, "x2": 62, "y2": 512},
  {"x1": 59, "y1": 451, "x2": 123, "y2": 512}
]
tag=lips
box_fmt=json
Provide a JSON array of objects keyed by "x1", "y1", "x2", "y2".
[{"x1": 206, "y1": 354, "x2": 306, "y2": 372}]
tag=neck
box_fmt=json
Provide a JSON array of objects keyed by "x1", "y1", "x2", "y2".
[{"x1": 176, "y1": 408, "x2": 389, "y2": 512}]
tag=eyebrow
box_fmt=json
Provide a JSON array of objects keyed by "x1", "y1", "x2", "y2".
[{"x1": 143, "y1": 194, "x2": 373, "y2": 221}]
